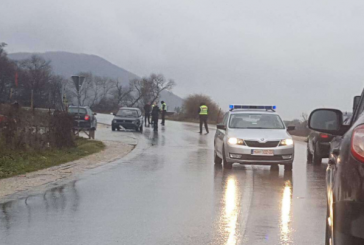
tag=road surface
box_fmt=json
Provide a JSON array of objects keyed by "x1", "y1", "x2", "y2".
[{"x1": 0, "y1": 116, "x2": 327, "y2": 245}]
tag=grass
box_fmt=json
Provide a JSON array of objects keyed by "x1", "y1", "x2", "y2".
[{"x1": 0, "y1": 138, "x2": 105, "y2": 179}]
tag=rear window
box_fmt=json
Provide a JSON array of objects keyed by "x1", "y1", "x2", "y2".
[
  {"x1": 68, "y1": 108, "x2": 87, "y2": 115},
  {"x1": 116, "y1": 109, "x2": 139, "y2": 118}
]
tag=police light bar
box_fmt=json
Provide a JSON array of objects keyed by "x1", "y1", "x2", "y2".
[{"x1": 229, "y1": 105, "x2": 277, "y2": 110}]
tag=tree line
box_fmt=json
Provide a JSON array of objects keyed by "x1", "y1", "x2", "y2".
[{"x1": 0, "y1": 43, "x2": 176, "y2": 112}]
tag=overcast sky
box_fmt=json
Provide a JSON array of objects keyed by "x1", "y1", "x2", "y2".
[{"x1": 1, "y1": 0, "x2": 364, "y2": 119}]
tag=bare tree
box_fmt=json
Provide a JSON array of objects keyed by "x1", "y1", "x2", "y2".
[
  {"x1": 129, "y1": 74, "x2": 176, "y2": 107},
  {"x1": 112, "y1": 79, "x2": 134, "y2": 106},
  {"x1": 17, "y1": 55, "x2": 53, "y2": 107}
]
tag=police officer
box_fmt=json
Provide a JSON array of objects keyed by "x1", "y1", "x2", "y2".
[
  {"x1": 160, "y1": 101, "x2": 167, "y2": 126},
  {"x1": 198, "y1": 102, "x2": 209, "y2": 134},
  {"x1": 144, "y1": 102, "x2": 151, "y2": 127},
  {"x1": 151, "y1": 102, "x2": 160, "y2": 132}
]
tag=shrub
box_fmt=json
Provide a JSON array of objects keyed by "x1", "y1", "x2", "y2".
[{"x1": 180, "y1": 94, "x2": 223, "y2": 123}]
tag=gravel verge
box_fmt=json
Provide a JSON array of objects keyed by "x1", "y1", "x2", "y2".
[{"x1": 0, "y1": 136, "x2": 134, "y2": 201}]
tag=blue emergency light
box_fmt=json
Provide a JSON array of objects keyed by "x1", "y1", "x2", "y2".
[{"x1": 229, "y1": 105, "x2": 277, "y2": 111}]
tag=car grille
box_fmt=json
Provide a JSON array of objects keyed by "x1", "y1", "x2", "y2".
[
  {"x1": 116, "y1": 119, "x2": 133, "y2": 123},
  {"x1": 245, "y1": 140, "x2": 279, "y2": 148},
  {"x1": 240, "y1": 155, "x2": 283, "y2": 161}
]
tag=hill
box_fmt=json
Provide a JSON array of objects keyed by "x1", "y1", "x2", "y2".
[{"x1": 9, "y1": 52, "x2": 183, "y2": 111}]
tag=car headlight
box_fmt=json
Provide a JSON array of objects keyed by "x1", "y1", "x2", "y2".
[
  {"x1": 113, "y1": 120, "x2": 117, "y2": 123},
  {"x1": 228, "y1": 137, "x2": 245, "y2": 145},
  {"x1": 279, "y1": 139, "x2": 294, "y2": 146}
]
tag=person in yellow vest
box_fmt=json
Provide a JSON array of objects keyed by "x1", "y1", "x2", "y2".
[{"x1": 199, "y1": 103, "x2": 209, "y2": 134}]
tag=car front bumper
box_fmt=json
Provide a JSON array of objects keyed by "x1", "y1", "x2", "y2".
[
  {"x1": 112, "y1": 122, "x2": 140, "y2": 129},
  {"x1": 226, "y1": 144, "x2": 294, "y2": 165}
]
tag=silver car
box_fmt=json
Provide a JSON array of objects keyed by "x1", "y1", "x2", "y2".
[{"x1": 214, "y1": 105, "x2": 295, "y2": 170}]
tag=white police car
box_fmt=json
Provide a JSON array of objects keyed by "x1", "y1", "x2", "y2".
[{"x1": 214, "y1": 105, "x2": 295, "y2": 170}]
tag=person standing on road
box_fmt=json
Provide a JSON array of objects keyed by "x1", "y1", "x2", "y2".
[
  {"x1": 144, "y1": 102, "x2": 151, "y2": 127},
  {"x1": 160, "y1": 101, "x2": 167, "y2": 126},
  {"x1": 151, "y1": 102, "x2": 160, "y2": 132},
  {"x1": 198, "y1": 102, "x2": 209, "y2": 134}
]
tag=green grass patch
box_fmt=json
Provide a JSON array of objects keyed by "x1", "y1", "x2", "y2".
[{"x1": 0, "y1": 138, "x2": 105, "y2": 179}]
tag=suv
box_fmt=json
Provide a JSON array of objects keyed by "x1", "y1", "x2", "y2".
[
  {"x1": 112, "y1": 107, "x2": 143, "y2": 132},
  {"x1": 214, "y1": 105, "x2": 295, "y2": 170},
  {"x1": 308, "y1": 94, "x2": 364, "y2": 245},
  {"x1": 68, "y1": 106, "x2": 97, "y2": 130}
]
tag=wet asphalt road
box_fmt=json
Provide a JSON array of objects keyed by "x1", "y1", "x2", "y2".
[{"x1": 0, "y1": 116, "x2": 327, "y2": 245}]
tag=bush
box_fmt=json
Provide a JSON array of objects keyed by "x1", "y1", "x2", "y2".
[
  {"x1": 0, "y1": 104, "x2": 75, "y2": 151},
  {"x1": 179, "y1": 94, "x2": 223, "y2": 123}
]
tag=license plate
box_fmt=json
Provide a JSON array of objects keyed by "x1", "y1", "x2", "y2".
[{"x1": 251, "y1": 149, "x2": 274, "y2": 156}]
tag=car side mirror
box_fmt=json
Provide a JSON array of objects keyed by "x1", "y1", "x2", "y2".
[
  {"x1": 287, "y1": 126, "x2": 295, "y2": 131},
  {"x1": 112, "y1": 113, "x2": 116, "y2": 116},
  {"x1": 308, "y1": 109, "x2": 343, "y2": 135},
  {"x1": 217, "y1": 124, "x2": 226, "y2": 130},
  {"x1": 93, "y1": 112, "x2": 97, "y2": 116}
]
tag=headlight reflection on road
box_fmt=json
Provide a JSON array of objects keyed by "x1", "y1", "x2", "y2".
[
  {"x1": 224, "y1": 177, "x2": 238, "y2": 245},
  {"x1": 281, "y1": 180, "x2": 292, "y2": 243}
]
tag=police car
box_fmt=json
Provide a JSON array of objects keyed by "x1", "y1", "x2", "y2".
[{"x1": 214, "y1": 105, "x2": 295, "y2": 170}]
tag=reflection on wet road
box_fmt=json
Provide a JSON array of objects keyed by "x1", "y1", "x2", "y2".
[{"x1": 0, "y1": 121, "x2": 327, "y2": 245}]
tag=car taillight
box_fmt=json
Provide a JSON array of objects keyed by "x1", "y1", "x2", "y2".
[
  {"x1": 84, "y1": 115, "x2": 90, "y2": 121},
  {"x1": 351, "y1": 124, "x2": 364, "y2": 162},
  {"x1": 320, "y1": 133, "x2": 329, "y2": 139}
]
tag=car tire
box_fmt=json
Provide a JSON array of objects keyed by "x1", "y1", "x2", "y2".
[
  {"x1": 313, "y1": 143, "x2": 322, "y2": 165},
  {"x1": 307, "y1": 144, "x2": 313, "y2": 163},
  {"x1": 140, "y1": 125, "x2": 143, "y2": 133},
  {"x1": 222, "y1": 145, "x2": 233, "y2": 169},
  {"x1": 284, "y1": 163, "x2": 293, "y2": 171},
  {"x1": 214, "y1": 151, "x2": 222, "y2": 165},
  {"x1": 112, "y1": 127, "x2": 116, "y2": 131}
]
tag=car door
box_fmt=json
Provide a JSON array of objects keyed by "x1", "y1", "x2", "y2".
[
  {"x1": 328, "y1": 90, "x2": 364, "y2": 206},
  {"x1": 215, "y1": 113, "x2": 229, "y2": 156}
]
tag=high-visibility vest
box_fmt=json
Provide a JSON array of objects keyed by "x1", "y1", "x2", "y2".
[
  {"x1": 162, "y1": 102, "x2": 167, "y2": 111},
  {"x1": 200, "y1": 105, "x2": 208, "y2": 115}
]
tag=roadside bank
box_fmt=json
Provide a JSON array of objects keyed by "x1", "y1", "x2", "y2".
[{"x1": 0, "y1": 123, "x2": 135, "y2": 202}]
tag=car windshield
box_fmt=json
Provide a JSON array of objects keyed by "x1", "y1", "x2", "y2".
[
  {"x1": 229, "y1": 113, "x2": 285, "y2": 129},
  {"x1": 68, "y1": 108, "x2": 87, "y2": 115},
  {"x1": 116, "y1": 109, "x2": 139, "y2": 118}
]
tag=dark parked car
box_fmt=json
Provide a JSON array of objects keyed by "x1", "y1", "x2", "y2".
[
  {"x1": 68, "y1": 106, "x2": 97, "y2": 130},
  {"x1": 112, "y1": 107, "x2": 143, "y2": 132},
  {"x1": 308, "y1": 93, "x2": 364, "y2": 245}
]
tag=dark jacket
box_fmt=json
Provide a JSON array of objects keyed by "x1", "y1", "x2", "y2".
[
  {"x1": 144, "y1": 104, "x2": 151, "y2": 114},
  {"x1": 151, "y1": 106, "x2": 160, "y2": 119}
]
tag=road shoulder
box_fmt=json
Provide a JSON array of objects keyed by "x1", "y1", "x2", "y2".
[{"x1": 0, "y1": 126, "x2": 135, "y2": 202}]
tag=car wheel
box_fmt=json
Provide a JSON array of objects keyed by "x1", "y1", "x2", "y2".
[
  {"x1": 112, "y1": 127, "x2": 116, "y2": 131},
  {"x1": 214, "y1": 151, "x2": 222, "y2": 165},
  {"x1": 222, "y1": 145, "x2": 233, "y2": 169},
  {"x1": 307, "y1": 143, "x2": 313, "y2": 163},
  {"x1": 284, "y1": 163, "x2": 293, "y2": 171},
  {"x1": 313, "y1": 143, "x2": 322, "y2": 165},
  {"x1": 140, "y1": 125, "x2": 143, "y2": 133}
]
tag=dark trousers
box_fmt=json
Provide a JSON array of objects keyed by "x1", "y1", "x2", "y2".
[
  {"x1": 199, "y1": 115, "x2": 209, "y2": 133},
  {"x1": 145, "y1": 113, "x2": 150, "y2": 126},
  {"x1": 152, "y1": 117, "x2": 158, "y2": 131},
  {"x1": 161, "y1": 111, "x2": 166, "y2": 125}
]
